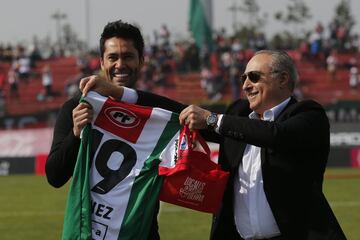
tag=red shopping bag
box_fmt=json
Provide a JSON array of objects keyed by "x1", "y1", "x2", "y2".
[{"x1": 158, "y1": 126, "x2": 229, "y2": 213}]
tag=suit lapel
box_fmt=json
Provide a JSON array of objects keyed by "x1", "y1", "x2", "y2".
[{"x1": 261, "y1": 97, "x2": 297, "y2": 168}]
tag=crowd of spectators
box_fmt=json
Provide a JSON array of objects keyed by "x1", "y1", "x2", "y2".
[
  {"x1": 299, "y1": 21, "x2": 359, "y2": 59},
  {"x1": 1, "y1": 21, "x2": 360, "y2": 109},
  {"x1": 134, "y1": 21, "x2": 360, "y2": 101},
  {"x1": 303, "y1": 20, "x2": 360, "y2": 92}
]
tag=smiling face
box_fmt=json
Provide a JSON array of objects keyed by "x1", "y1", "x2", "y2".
[
  {"x1": 242, "y1": 53, "x2": 291, "y2": 116},
  {"x1": 101, "y1": 37, "x2": 143, "y2": 88}
]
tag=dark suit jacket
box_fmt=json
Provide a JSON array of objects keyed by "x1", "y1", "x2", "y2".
[
  {"x1": 211, "y1": 97, "x2": 346, "y2": 240},
  {"x1": 137, "y1": 92, "x2": 346, "y2": 240}
]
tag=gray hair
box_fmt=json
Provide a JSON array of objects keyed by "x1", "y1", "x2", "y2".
[{"x1": 254, "y1": 50, "x2": 298, "y2": 91}]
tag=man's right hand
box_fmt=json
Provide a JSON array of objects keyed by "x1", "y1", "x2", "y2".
[
  {"x1": 72, "y1": 102, "x2": 93, "y2": 138},
  {"x1": 179, "y1": 105, "x2": 211, "y2": 130},
  {"x1": 79, "y1": 75, "x2": 124, "y2": 99}
]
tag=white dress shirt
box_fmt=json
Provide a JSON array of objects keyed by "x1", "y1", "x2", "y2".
[{"x1": 228, "y1": 98, "x2": 290, "y2": 240}]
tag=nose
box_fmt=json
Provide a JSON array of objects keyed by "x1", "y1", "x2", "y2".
[
  {"x1": 242, "y1": 77, "x2": 251, "y2": 90},
  {"x1": 114, "y1": 58, "x2": 123, "y2": 68}
]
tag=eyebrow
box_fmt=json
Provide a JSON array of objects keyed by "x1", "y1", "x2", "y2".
[{"x1": 106, "y1": 52, "x2": 135, "y2": 56}]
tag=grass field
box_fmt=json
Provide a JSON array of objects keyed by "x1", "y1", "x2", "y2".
[{"x1": 0, "y1": 168, "x2": 359, "y2": 240}]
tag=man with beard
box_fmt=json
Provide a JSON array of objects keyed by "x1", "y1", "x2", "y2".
[{"x1": 45, "y1": 20, "x2": 161, "y2": 240}]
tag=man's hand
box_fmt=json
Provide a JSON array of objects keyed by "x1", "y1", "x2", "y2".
[
  {"x1": 72, "y1": 102, "x2": 93, "y2": 138},
  {"x1": 179, "y1": 105, "x2": 211, "y2": 130},
  {"x1": 79, "y1": 75, "x2": 124, "y2": 99}
]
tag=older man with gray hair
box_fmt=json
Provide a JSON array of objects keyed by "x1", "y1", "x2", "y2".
[{"x1": 179, "y1": 50, "x2": 346, "y2": 240}]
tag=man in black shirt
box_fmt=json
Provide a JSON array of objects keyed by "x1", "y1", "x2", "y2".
[{"x1": 46, "y1": 19, "x2": 161, "y2": 240}]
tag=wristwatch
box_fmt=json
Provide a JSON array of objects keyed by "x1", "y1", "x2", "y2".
[{"x1": 206, "y1": 112, "x2": 218, "y2": 130}]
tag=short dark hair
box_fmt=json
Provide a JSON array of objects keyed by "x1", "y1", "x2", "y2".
[{"x1": 99, "y1": 20, "x2": 144, "y2": 59}]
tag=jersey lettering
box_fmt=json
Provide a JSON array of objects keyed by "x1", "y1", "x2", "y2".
[{"x1": 91, "y1": 199, "x2": 114, "y2": 220}]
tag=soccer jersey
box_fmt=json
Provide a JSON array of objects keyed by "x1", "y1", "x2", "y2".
[{"x1": 62, "y1": 91, "x2": 181, "y2": 240}]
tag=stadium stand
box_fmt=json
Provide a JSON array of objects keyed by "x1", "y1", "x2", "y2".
[
  {"x1": 2, "y1": 57, "x2": 79, "y2": 115},
  {"x1": 293, "y1": 52, "x2": 360, "y2": 105},
  {"x1": 0, "y1": 51, "x2": 359, "y2": 125}
]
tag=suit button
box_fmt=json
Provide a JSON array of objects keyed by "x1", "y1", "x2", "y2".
[
  {"x1": 238, "y1": 133, "x2": 244, "y2": 139},
  {"x1": 233, "y1": 132, "x2": 239, "y2": 138}
]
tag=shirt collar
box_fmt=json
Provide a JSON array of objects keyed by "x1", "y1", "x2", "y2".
[{"x1": 249, "y1": 97, "x2": 291, "y2": 121}]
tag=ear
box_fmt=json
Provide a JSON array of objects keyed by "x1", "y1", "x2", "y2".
[
  {"x1": 279, "y1": 71, "x2": 289, "y2": 89},
  {"x1": 100, "y1": 57, "x2": 105, "y2": 71},
  {"x1": 139, "y1": 56, "x2": 144, "y2": 68}
]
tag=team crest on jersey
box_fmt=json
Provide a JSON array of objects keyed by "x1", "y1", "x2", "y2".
[
  {"x1": 95, "y1": 98, "x2": 152, "y2": 143},
  {"x1": 104, "y1": 107, "x2": 140, "y2": 128}
]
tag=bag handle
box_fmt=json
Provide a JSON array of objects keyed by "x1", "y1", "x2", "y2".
[
  {"x1": 179, "y1": 125, "x2": 211, "y2": 156},
  {"x1": 190, "y1": 129, "x2": 211, "y2": 156}
]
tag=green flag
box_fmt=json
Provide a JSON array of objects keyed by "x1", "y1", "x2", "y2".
[
  {"x1": 62, "y1": 125, "x2": 92, "y2": 240},
  {"x1": 189, "y1": 0, "x2": 214, "y2": 51}
]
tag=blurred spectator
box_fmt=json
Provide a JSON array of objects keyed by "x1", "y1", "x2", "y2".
[
  {"x1": 231, "y1": 37, "x2": 243, "y2": 53},
  {"x1": 29, "y1": 44, "x2": 42, "y2": 68},
  {"x1": 298, "y1": 40, "x2": 310, "y2": 59},
  {"x1": 154, "y1": 61, "x2": 174, "y2": 88},
  {"x1": 200, "y1": 66, "x2": 223, "y2": 102},
  {"x1": 313, "y1": 22, "x2": 325, "y2": 58},
  {"x1": 200, "y1": 66, "x2": 215, "y2": 99},
  {"x1": 315, "y1": 22, "x2": 324, "y2": 36},
  {"x1": 38, "y1": 64, "x2": 56, "y2": 101},
  {"x1": 0, "y1": 45, "x2": 4, "y2": 62},
  {"x1": 2, "y1": 44, "x2": 14, "y2": 62},
  {"x1": 229, "y1": 52, "x2": 246, "y2": 100},
  {"x1": 159, "y1": 24, "x2": 171, "y2": 49},
  {"x1": 0, "y1": 96, "x2": 4, "y2": 117},
  {"x1": 329, "y1": 20, "x2": 339, "y2": 48},
  {"x1": 254, "y1": 32, "x2": 267, "y2": 51},
  {"x1": 0, "y1": 65, "x2": 4, "y2": 117},
  {"x1": 138, "y1": 57, "x2": 156, "y2": 91},
  {"x1": 220, "y1": 51, "x2": 231, "y2": 84},
  {"x1": 87, "y1": 51, "x2": 101, "y2": 74},
  {"x1": 349, "y1": 65, "x2": 358, "y2": 91},
  {"x1": 153, "y1": 29, "x2": 159, "y2": 46},
  {"x1": 173, "y1": 42, "x2": 187, "y2": 73},
  {"x1": 322, "y1": 39, "x2": 333, "y2": 66},
  {"x1": 309, "y1": 28, "x2": 322, "y2": 58},
  {"x1": 336, "y1": 25, "x2": 347, "y2": 51},
  {"x1": 326, "y1": 50, "x2": 338, "y2": 80},
  {"x1": 0, "y1": 65, "x2": 5, "y2": 98},
  {"x1": 350, "y1": 34, "x2": 360, "y2": 52},
  {"x1": 14, "y1": 46, "x2": 32, "y2": 83},
  {"x1": 185, "y1": 42, "x2": 200, "y2": 72},
  {"x1": 7, "y1": 66, "x2": 19, "y2": 100}
]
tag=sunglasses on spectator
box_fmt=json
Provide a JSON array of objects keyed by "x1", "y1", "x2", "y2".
[{"x1": 240, "y1": 70, "x2": 279, "y2": 85}]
